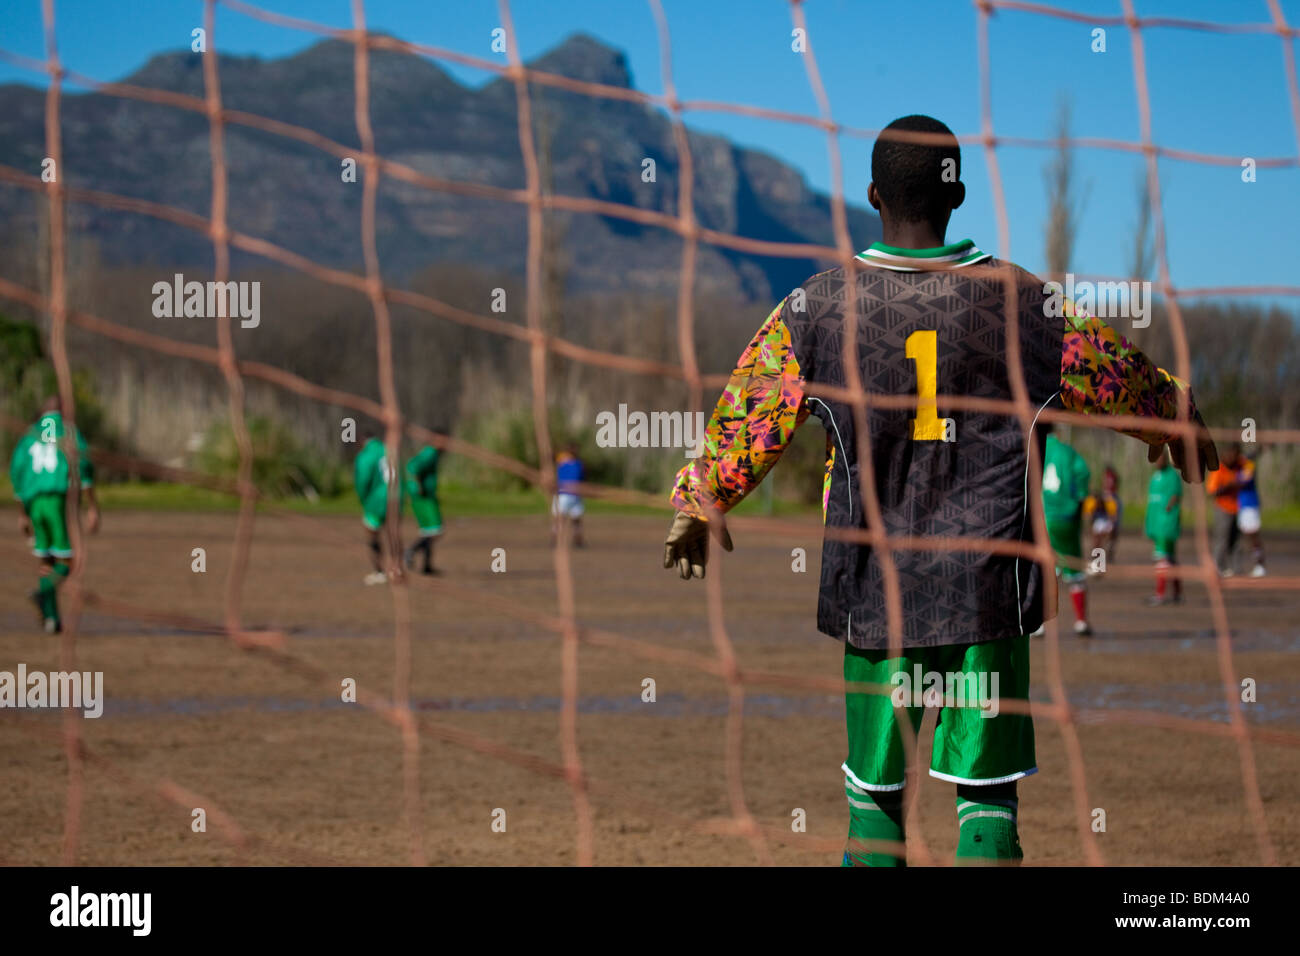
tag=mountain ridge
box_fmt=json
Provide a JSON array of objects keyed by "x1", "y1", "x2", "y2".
[{"x1": 0, "y1": 33, "x2": 880, "y2": 303}]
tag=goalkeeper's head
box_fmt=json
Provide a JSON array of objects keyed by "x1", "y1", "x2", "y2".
[{"x1": 868, "y1": 114, "x2": 965, "y2": 234}]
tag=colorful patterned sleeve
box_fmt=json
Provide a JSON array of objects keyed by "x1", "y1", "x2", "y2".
[
  {"x1": 670, "y1": 299, "x2": 810, "y2": 518},
  {"x1": 1059, "y1": 303, "x2": 1200, "y2": 444}
]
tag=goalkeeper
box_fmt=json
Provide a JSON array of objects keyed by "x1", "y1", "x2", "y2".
[{"x1": 662, "y1": 115, "x2": 1216, "y2": 866}]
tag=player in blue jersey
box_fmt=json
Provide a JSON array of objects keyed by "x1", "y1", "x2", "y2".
[
  {"x1": 551, "y1": 443, "x2": 586, "y2": 548},
  {"x1": 1234, "y1": 447, "x2": 1265, "y2": 577}
]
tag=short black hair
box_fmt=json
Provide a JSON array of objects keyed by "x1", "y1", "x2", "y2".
[{"x1": 871, "y1": 115, "x2": 961, "y2": 226}]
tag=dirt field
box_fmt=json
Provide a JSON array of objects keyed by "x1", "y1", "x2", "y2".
[{"x1": 1, "y1": 505, "x2": 1297, "y2": 866}]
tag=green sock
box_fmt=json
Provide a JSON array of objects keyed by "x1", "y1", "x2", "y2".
[
  {"x1": 955, "y1": 785, "x2": 1023, "y2": 865},
  {"x1": 38, "y1": 575, "x2": 57, "y2": 620},
  {"x1": 40, "y1": 563, "x2": 70, "y2": 623},
  {"x1": 843, "y1": 780, "x2": 906, "y2": 867}
]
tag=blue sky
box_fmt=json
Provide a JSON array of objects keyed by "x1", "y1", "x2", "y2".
[{"x1": 2, "y1": 0, "x2": 1298, "y2": 306}]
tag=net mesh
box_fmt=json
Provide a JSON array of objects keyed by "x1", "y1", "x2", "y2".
[{"x1": 1, "y1": 0, "x2": 1298, "y2": 866}]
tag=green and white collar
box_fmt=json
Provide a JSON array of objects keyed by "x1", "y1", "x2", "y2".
[{"x1": 855, "y1": 239, "x2": 991, "y2": 272}]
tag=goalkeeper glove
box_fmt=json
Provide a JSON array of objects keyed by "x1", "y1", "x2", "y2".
[
  {"x1": 1147, "y1": 408, "x2": 1218, "y2": 483},
  {"x1": 663, "y1": 510, "x2": 733, "y2": 580}
]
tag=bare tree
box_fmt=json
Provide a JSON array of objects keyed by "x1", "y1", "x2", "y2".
[
  {"x1": 535, "y1": 97, "x2": 572, "y2": 416},
  {"x1": 1131, "y1": 169, "x2": 1154, "y2": 282},
  {"x1": 1044, "y1": 96, "x2": 1085, "y2": 282}
]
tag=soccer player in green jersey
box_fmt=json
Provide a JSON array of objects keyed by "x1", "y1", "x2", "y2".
[
  {"x1": 1144, "y1": 450, "x2": 1183, "y2": 606},
  {"x1": 403, "y1": 444, "x2": 442, "y2": 575},
  {"x1": 9, "y1": 397, "x2": 99, "y2": 633},
  {"x1": 1041, "y1": 432, "x2": 1092, "y2": 636},
  {"x1": 354, "y1": 430, "x2": 403, "y2": 585}
]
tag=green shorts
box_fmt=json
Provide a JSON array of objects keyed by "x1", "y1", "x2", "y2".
[
  {"x1": 361, "y1": 491, "x2": 399, "y2": 531},
  {"x1": 1150, "y1": 537, "x2": 1177, "y2": 561},
  {"x1": 410, "y1": 494, "x2": 442, "y2": 536},
  {"x1": 27, "y1": 493, "x2": 72, "y2": 558},
  {"x1": 1046, "y1": 516, "x2": 1085, "y2": 582},
  {"x1": 843, "y1": 634, "x2": 1036, "y2": 790}
]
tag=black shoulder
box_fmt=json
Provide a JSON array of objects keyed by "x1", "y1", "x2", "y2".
[
  {"x1": 981, "y1": 257, "x2": 1053, "y2": 310},
  {"x1": 790, "y1": 265, "x2": 851, "y2": 316}
]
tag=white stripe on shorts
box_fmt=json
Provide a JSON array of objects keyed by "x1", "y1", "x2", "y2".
[{"x1": 959, "y1": 810, "x2": 1015, "y2": 826}]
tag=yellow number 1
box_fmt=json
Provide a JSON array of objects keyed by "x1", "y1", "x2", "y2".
[{"x1": 905, "y1": 330, "x2": 949, "y2": 441}]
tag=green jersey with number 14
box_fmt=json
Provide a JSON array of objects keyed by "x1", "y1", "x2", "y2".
[{"x1": 8, "y1": 412, "x2": 94, "y2": 505}]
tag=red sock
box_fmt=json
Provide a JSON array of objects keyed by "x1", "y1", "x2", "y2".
[
  {"x1": 1070, "y1": 587, "x2": 1086, "y2": 623},
  {"x1": 1155, "y1": 564, "x2": 1168, "y2": 598}
]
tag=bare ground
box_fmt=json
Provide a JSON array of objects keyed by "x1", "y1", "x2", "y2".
[{"x1": 1, "y1": 507, "x2": 1296, "y2": 866}]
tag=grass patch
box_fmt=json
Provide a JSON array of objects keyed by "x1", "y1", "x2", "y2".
[
  {"x1": 2, "y1": 476, "x2": 1296, "y2": 528},
  {"x1": 0, "y1": 478, "x2": 672, "y2": 518}
]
